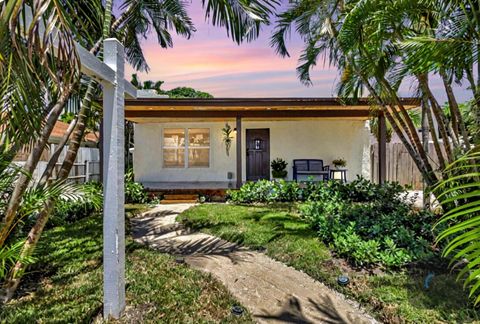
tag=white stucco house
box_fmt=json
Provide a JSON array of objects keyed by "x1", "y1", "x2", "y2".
[{"x1": 125, "y1": 97, "x2": 418, "y2": 190}]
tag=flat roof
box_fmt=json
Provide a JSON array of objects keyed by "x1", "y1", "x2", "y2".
[{"x1": 125, "y1": 97, "x2": 420, "y2": 122}]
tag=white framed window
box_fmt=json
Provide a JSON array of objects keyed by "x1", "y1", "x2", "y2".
[
  {"x1": 163, "y1": 128, "x2": 210, "y2": 168},
  {"x1": 163, "y1": 128, "x2": 185, "y2": 168}
]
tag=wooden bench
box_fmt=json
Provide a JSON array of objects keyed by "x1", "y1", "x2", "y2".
[{"x1": 292, "y1": 159, "x2": 330, "y2": 181}]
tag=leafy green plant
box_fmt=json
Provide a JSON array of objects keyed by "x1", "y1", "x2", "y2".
[
  {"x1": 271, "y1": 158, "x2": 288, "y2": 178},
  {"x1": 434, "y1": 151, "x2": 480, "y2": 304},
  {"x1": 299, "y1": 177, "x2": 436, "y2": 267},
  {"x1": 50, "y1": 182, "x2": 103, "y2": 226},
  {"x1": 227, "y1": 180, "x2": 301, "y2": 203},
  {"x1": 0, "y1": 241, "x2": 35, "y2": 280},
  {"x1": 125, "y1": 170, "x2": 148, "y2": 204},
  {"x1": 332, "y1": 158, "x2": 346, "y2": 168}
]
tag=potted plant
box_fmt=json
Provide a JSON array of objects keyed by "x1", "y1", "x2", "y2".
[
  {"x1": 271, "y1": 158, "x2": 288, "y2": 179},
  {"x1": 332, "y1": 158, "x2": 347, "y2": 169}
]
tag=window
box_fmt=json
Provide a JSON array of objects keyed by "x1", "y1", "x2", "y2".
[
  {"x1": 163, "y1": 128, "x2": 185, "y2": 168},
  {"x1": 188, "y1": 128, "x2": 210, "y2": 167},
  {"x1": 163, "y1": 128, "x2": 210, "y2": 168}
]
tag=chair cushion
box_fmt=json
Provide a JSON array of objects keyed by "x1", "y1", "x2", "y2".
[
  {"x1": 293, "y1": 160, "x2": 309, "y2": 171},
  {"x1": 309, "y1": 160, "x2": 324, "y2": 171}
]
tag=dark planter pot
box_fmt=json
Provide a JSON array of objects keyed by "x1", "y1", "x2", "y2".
[{"x1": 272, "y1": 170, "x2": 288, "y2": 179}]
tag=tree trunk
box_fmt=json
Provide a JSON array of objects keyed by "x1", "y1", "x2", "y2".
[
  {"x1": 4, "y1": 79, "x2": 94, "y2": 301},
  {"x1": 418, "y1": 77, "x2": 455, "y2": 163},
  {"x1": 439, "y1": 70, "x2": 459, "y2": 141},
  {"x1": 39, "y1": 117, "x2": 78, "y2": 185},
  {"x1": 91, "y1": 9, "x2": 130, "y2": 55},
  {"x1": 0, "y1": 89, "x2": 73, "y2": 248},
  {"x1": 351, "y1": 61, "x2": 436, "y2": 185},
  {"x1": 377, "y1": 77, "x2": 438, "y2": 185},
  {"x1": 466, "y1": 68, "x2": 480, "y2": 144},
  {"x1": 1, "y1": 199, "x2": 55, "y2": 302},
  {"x1": 440, "y1": 69, "x2": 471, "y2": 150},
  {"x1": 422, "y1": 88, "x2": 446, "y2": 171},
  {"x1": 57, "y1": 81, "x2": 97, "y2": 180},
  {"x1": 421, "y1": 98, "x2": 430, "y2": 208}
]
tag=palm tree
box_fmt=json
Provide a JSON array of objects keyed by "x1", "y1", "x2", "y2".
[
  {"x1": 0, "y1": 0, "x2": 83, "y2": 248},
  {"x1": 271, "y1": 0, "x2": 480, "y2": 303},
  {"x1": 270, "y1": 0, "x2": 476, "y2": 186},
  {"x1": 2, "y1": 0, "x2": 279, "y2": 301},
  {"x1": 434, "y1": 150, "x2": 480, "y2": 304}
]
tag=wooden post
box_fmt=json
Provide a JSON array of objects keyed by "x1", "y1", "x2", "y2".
[
  {"x1": 102, "y1": 38, "x2": 125, "y2": 319},
  {"x1": 236, "y1": 116, "x2": 242, "y2": 189},
  {"x1": 378, "y1": 113, "x2": 387, "y2": 184},
  {"x1": 85, "y1": 160, "x2": 90, "y2": 182}
]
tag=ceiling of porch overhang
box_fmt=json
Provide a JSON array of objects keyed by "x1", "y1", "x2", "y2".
[{"x1": 124, "y1": 97, "x2": 420, "y2": 123}]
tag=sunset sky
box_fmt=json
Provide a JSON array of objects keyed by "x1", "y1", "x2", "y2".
[{"x1": 125, "y1": 1, "x2": 470, "y2": 102}]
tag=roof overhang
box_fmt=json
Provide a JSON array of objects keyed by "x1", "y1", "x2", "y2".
[{"x1": 125, "y1": 97, "x2": 420, "y2": 123}]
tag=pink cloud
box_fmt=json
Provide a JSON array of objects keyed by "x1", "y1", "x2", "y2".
[
  {"x1": 123, "y1": 1, "x2": 339, "y2": 97},
  {"x1": 125, "y1": 2, "x2": 465, "y2": 101}
]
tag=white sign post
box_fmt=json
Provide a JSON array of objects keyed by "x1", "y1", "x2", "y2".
[{"x1": 102, "y1": 38, "x2": 126, "y2": 319}]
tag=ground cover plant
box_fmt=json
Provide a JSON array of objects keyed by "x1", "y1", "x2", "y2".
[
  {"x1": 228, "y1": 178, "x2": 437, "y2": 267},
  {"x1": 301, "y1": 178, "x2": 438, "y2": 267},
  {"x1": 227, "y1": 179, "x2": 301, "y2": 203},
  {"x1": 179, "y1": 203, "x2": 479, "y2": 323},
  {"x1": 49, "y1": 182, "x2": 103, "y2": 226},
  {"x1": 125, "y1": 170, "x2": 149, "y2": 204},
  {"x1": 0, "y1": 207, "x2": 250, "y2": 323}
]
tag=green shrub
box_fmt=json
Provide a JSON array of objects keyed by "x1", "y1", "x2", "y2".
[
  {"x1": 51, "y1": 174, "x2": 152, "y2": 226},
  {"x1": 228, "y1": 177, "x2": 437, "y2": 267},
  {"x1": 300, "y1": 177, "x2": 437, "y2": 268},
  {"x1": 125, "y1": 169, "x2": 148, "y2": 204},
  {"x1": 51, "y1": 182, "x2": 103, "y2": 226},
  {"x1": 227, "y1": 180, "x2": 301, "y2": 203}
]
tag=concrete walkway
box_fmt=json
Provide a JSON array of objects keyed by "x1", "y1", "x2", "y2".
[{"x1": 131, "y1": 204, "x2": 378, "y2": 324}]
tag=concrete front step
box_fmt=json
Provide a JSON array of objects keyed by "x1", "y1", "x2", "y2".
[
  {"x1": 160, "y1": 194, "x2": 199, "y2": 204},
  {"x1": 160, "y1": 199, "x2": 198, "y2": 204}
]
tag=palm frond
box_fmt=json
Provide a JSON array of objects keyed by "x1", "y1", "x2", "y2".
[
  {"x1": 202, "y1": 0, "x2": 279, "y2": 44},
  {"x1": 0, "y1": 241, "x2": 35, "y2": 281},
  {"x1": 434, "y1": 150, "x2": 480, "y2": 304}
]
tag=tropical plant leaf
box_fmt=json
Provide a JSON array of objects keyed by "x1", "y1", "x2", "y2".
[{"x1": 434, "y1": 150, "x2": 480, "y2": 304}]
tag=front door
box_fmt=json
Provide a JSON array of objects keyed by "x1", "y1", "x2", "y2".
[{"x1": 246, "y1": 129, "x2": 270, "y2": 181}]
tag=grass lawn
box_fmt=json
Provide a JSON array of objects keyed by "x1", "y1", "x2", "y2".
[
  {"x1": 0, "y1": 206, "x2": 251, "y2": 323},
  {"x1": 178, "y1": 203, "x2": 480, "y2": 323}
]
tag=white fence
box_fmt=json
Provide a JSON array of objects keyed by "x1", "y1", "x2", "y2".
[
  {"x1": 50, "y1": 145, "x2": 100, "y2": 183},
  {"x1": 52, "y1": 160, "x2": 100, "y2": 183},
  {"x1": 15, "y1": 144, "x2": 100, "y2": 183}
]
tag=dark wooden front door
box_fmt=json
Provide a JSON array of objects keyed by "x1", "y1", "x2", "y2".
[{"x1": 246, "y1": 129, "x2": 270, "y2": 181}]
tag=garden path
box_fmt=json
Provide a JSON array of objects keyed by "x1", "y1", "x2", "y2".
[{"x1": 131, "y1": 204, "x2": 378, "y2": 324}]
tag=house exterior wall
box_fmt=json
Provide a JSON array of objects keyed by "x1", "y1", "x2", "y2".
[{"x1": 133, "y1": 120, "x2": 371, "y2": 183}]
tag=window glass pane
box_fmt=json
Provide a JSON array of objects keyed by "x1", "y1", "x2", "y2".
[
  {"x1": 188, "y1": 128, "x2": 209, "y2": 167},
  {"x1": 163, "y1": 128, "x2": 185, "y2": 147},
  {"x1": 188, "y1": 148, "x2": 209, "y2": 167},
  {"x1": 163, "y1": 128, "x2": 185, "y2": 168},
  {"x1": 189, "y1": 128, "x2": 210, "y2": 147},
  {"x1": 164, "y1": 149, "x2": 185, "y2": 168}
]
